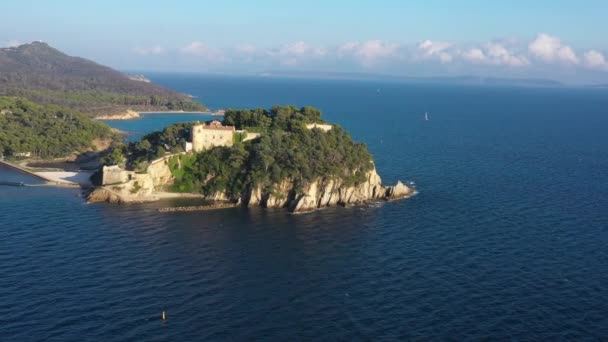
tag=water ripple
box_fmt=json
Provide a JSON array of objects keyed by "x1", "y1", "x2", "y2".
[{"x1": 2, "y1": 81, "x2": 608, "y2": 340}]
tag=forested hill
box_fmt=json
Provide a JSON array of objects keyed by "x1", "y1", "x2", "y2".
[
  {"x1": 0, "y1": 42, "x2": 205, "y2": 116},
  {"x1": 0, "y1": 96, "x2": 117, "y2": 158}
]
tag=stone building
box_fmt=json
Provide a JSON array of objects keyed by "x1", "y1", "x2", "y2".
[
  {"x1": 191, "y1": 120, "x2": 235, "y2": 152},
  {"x1": 100, "y1": 155, "x2": 176, "y2": 197},
  {"x1": 101, "y1": 165, "x2": 135, "y2": 185}
]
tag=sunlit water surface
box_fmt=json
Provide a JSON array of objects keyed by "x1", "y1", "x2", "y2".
[{"x1": 1, "y1": 75, "x2": 608, "y2": 340}]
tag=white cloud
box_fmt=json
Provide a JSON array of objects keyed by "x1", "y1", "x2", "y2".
[
  {"x1": 557, "y1": 46, "x2": 578, "y2": 64},
  {"x1": 266, "y1": 41, "x2": 327, "y2": 66},
  {"x1": 438, "y1": 52, "x2": 453, "y2": 63},
  {"x1": 275, "y1": 41, "x2": 326, "y2": 57},
  {"x1": 584, "y1": 50, "x2": 608, "y2": 71},
  {"x1": 417, "y1": 40, "x2": 453, "y2": 63},
  {"x1": 279, "y1": 41, "x2": 308, "y2": 55},
  {"x1": 126, "y1": 35, "x2": 608, "y2": 77},
  {"x1": 357, "y1": 40, "x2": 399, "y2": 60},
  {"x1": 528, "y1": 33, "x2": 579, "y2": 64},
  {"x1": 338, "y1": 40, "x2": 399, "y2": 63},
  {"x1": 181, "y1": 41, "x2": 210, "y2": 55},
  {"x1": 485, "y1": 43, "x2": 529, "y2": 66},
  {"x1": 235, "y1": 44, "x2": 257, "y2": 54},
  {"x1": 180, "y1": 41, "x2": 224, "y2": 61},
  {"x1": 133, "y1": 45, "x2": 165, "y2": 56},
  {"x1": 462, "y1": 48, "x2": 487, "y2": 62},
  {"x1": 337, "y1": 41, "x2": 359, "y2": 56},
  {"x1": 461, "y1": 43, "x2": 528, "y2": 67},
  {"x1": 418, "y1": 40, "x2": 451, "y2": 55}
]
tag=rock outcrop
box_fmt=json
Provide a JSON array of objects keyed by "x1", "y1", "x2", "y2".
[
  {"x1": 86, "y1": 187, "x2": 123, "y2": 204},
  {"x1": 238, "y1": 167, "x2": 414, "y2": 213},
  {"x1": 86, "y1": 186, "x2": 158, "y2": 204},
  {"x1": 287, "y1": 168, "x2": 413, "y2": 213},
  {"x1": 385, "y1": 181, "x2": 412, "y2": 200}
]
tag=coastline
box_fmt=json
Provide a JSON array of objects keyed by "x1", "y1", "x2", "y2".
[
  {"x1": 138, "y1": 110, "x2": 214, "y2": 114},
  {"x1": 96, "y1": 109, "x2": 224, "y2": 121},
  {"x1": 0, "y1": 159, "x2": 91, "y2": 187},
  {"x1": 158, "y1": 201, "x2": 237, "y2": 212},
  {"x1": 88, "y1": 184, "x2": 416, "y2": 213},
  {"x1": 95, "y1": 109, "x2": 141, "y2": 120}
]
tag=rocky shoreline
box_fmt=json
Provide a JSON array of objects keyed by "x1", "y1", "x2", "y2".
[
  {"x1": 95, "y1": 109, "x2": 220, "y2": 121},
  {"x1": 158, "y1": 202, "x2": 237, "y2": 212},
  {"x1": 95, "y1": 109, "x2": 140, "y2": 120},
  {"x1": 87, "y1": 166, "x2": 415, "y2": 213}
]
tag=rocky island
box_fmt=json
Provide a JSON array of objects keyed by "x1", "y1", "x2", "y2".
[
  {"x1": 0, "y1": 42, "x2": 414, "y2": 211},
  {"x1": 88, "y1": 106, "x2": 414, "y2": 213}
]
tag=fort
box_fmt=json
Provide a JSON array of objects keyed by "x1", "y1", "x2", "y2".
[
  {"x1": 95, "y1": 119, "x2": 337, "y2": 202},
  {"x1": 96, "y1": 154, "x2": 178, "y2": 202},
  {"x1": 191, "y1": 120, "x2": 236, "y2": 152},
  {"x1": 186, "y1": 120, "x2": 263, "y2": 152}
]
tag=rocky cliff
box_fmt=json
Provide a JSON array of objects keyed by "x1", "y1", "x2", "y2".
[
  {"x1": 88, "y1": 158, "x2": 414, "y2": 212},
  {"x1": 86, "y1": 176, "x2": 158, "y2": 204},
  {"x1": 188, "y1": 165, "x2": 414, "y2": 212},
  {"x1": 202, "y1": 166, "x2": 413, "y2": 213}
]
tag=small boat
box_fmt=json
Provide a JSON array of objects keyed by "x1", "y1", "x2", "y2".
[{"x1": 424, "y1": 112, "x2": 429, "y2": 121}]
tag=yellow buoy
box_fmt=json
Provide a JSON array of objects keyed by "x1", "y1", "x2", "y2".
[{"x1": 162, "y1": 311, "x2": 167, "y2": 320}]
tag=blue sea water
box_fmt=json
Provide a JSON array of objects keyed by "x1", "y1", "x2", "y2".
[
  {"x1": 2, "y1": 75, "x2": 608, "y2": 340},
  {"x1": 104, "y1": 113, "x2": 215, "y2": 142}
]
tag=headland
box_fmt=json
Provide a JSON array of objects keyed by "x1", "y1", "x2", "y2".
[{"x1": 87, "y1": 106, "x2": 415, "y2": 213}]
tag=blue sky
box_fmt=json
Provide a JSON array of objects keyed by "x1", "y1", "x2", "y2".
[{"x1": 2, "y1": 0, "x2": 608, "y2": 83}]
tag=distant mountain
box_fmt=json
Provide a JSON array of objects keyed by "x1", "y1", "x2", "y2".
[
  {"x1": 257, "y1": 70, "x2": 564, "y2": 87},
  {"x1": 0, "y1": 42, "x2": 205, "y2": 116}
]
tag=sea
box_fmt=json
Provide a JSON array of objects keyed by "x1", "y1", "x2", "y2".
[{"x1": 1, "y1": 74, "x2": 608, "y2": 341}]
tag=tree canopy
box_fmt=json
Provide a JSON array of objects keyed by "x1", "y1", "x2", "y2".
[
  {"x1": 0, "y1": 96, "x2": 117, "y2": 158},
  {"x1": 167, "y1": 123, "x2": 372, "y2": 196},
  {"x1": 0, "y1": 42, "x2": 205, "y2": 116},
  {"x1": 116, "y1": 105, "x2": 373, "y2": 196},
  {"x1": 223, "y1": 105, "x2": 323, "y2": 132},
  {"x1": 123, "y1": 122, "x2": 193, "y2": 170}
]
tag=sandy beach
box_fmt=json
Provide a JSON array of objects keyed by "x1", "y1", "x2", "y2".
[
  {"x1": 95, "y1": 110, "x2": 141, "y2": 120},
  {"x1": 34, "y1": 171, "x2": 93, "y2": 186},
  {"x1": 96, "y1": 110, "x2": 221, "y2": 121}
]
